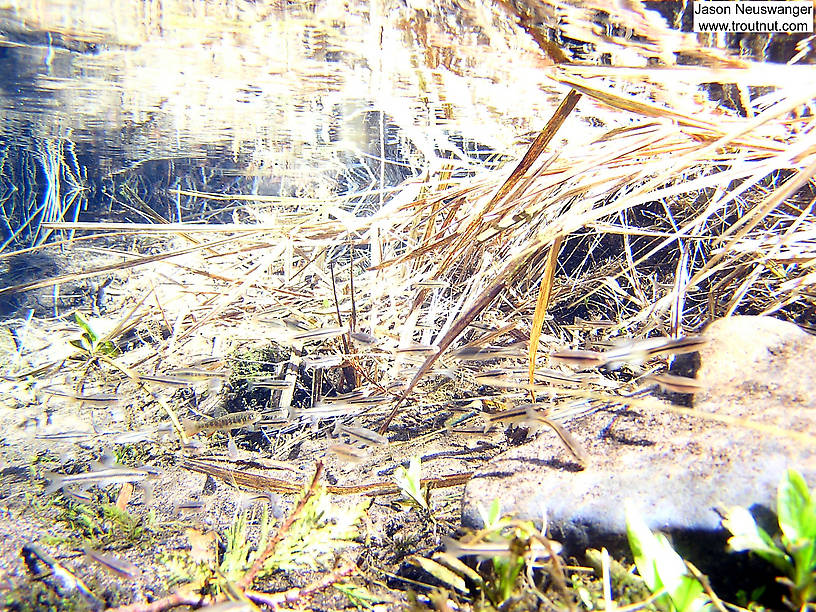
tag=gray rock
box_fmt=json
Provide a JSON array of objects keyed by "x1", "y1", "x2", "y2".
[{"x1": 461, "y1": 316, "x2": 816, "y2": 590}]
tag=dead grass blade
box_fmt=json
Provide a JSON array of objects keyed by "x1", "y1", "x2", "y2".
[
  {"x1": 378, "y1": 241, "x2": 551, "y2": 434},
  {"x1": 436, "y1": 89, "x2": 582, "y2": 276},
  {"x1": 0, "y1": 232, "x2": 261, "y2": 296},
  {"x1": 528, "y1": 235, "x2": 563, "y2": 400},
  {"x1": 551, "y1": 72, "x2": 719, "y2": 132}
]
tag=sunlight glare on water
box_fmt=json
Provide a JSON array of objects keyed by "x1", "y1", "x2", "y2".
[{"x1": 0, "y1": 0, "x2": 564, "y2": 181}]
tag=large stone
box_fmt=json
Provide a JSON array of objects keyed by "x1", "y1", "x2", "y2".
[{"x1": 461, "y1": 316, "x2": 816, "y2": 592}]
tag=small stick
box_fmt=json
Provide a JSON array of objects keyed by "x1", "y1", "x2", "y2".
[
  {"x1": 684, "y1": 560, "x2": 728, "y2": 612},
  {"x1": 106, "y1": 590, "x2": 202, "y2": 612},
  {"x1": 246, "y1": 561, "x2": 356, "y2": 608},
  {"x1": 348, "y1": 237, "x2": 357, "y2": 333},
  {"x1": 330, "y1": 260, "x2": 357, "y2": 391},
  {"x1": 115, "y1": 482, "x2": 134, "y2": 511}
]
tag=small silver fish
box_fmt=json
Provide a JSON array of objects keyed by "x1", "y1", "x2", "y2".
[
  {"x1": 337, "y1": 424, "x2": 389, "y2": 446},
  {"x1": 198, "y1": 601, "x2": 255, "y2": 612},
  {"x1": 187, "y1": 356, "x2": 225, "y2": 368},
  {"x1": 414, "y1": 280, "x2": 449, "y2": 289},
  {"x1": 569, "y1": 316, "x2": 619, "y2": 329},
  {"x1": 344, "y1": 394, "x2": 392, "y2": 406},
  {"x1": 552, "y1": 336, "x2": 707, "y2": 369},
  {"x1": 525, "y1": 408, "x2": 588, "y2": 466},
  {"x1": 443, "y1": 536, "x2": 562, "y2": 561},
  {"x1": 182, "y1": 411, "x2": 261, "y2": 437},
  {"x1": 550, "y1": 349, "x2": 607, "y2": 368},
  {"x1": 164, "y1": 368, "x2": 228, "y2": 380},
  {"x1": 247, "y1": 378, "x2": 292, "y2": 390},
  {"x1": 453, "y1": 345, "x2": 527, "y2": 361},
  {"x1": 107, "y1": 428, "x2": 161, "y2": 445},
  {"x1": 291, "y1": 326, "x2": 347, "y2": 342},
  {"x1": 63, "y1": 486, "x2": 95, "y2": 504},
  {"x1": 302, "y1": 355, "x2": 344, "y2": 369},
  {"x1": 350, "y1": 331, "x2": 378, "y2": 345},
  {"x1": 395, "y1": 344, "x2": 439, "y2": 355},
  {"x1": 144, "y1": 370, "x2": 225, "y2": 393},
  {"x1": 44, "y1": 456, "x2": 157, "y2": 496},
  {"x1": 602, "y1": 336, "x2": 708, "y2": 364},
  {"x1": 473, "y1": 375, "x2": 550, "y2": 392},
  {"x1": 40, "y1": 387, "x2": 121, "y2": 406},
  {"x1": 174, "y1": 499, "x2": 206, "y2": 514},
  {"x1": 35, "y1": 430, "x2": 97, "y2": 443},
  {"x1": 484, "y1": 407, "x2": 534, "y2": 430},
  {"x1": 445, "y1": 424, "x2": 488, "y2": 436},
  {"x1": 227, "y1": 432, "x2": 239, "y2": 460},
  {"x1": 643, "y1": 372, "x2": 705, "y2": 394},
  {"x1": 325, "y1": 390, "x2": 366, "y2": 402},
  {"x1": 138, "y1": 374, "x2": 197, "y2": 388},
  {"x1": 83, "y1": 546, "x2": 142, "y2": 579},
  {"x1": 328, "y1": 443, "x2": 368, "y2": 463},
  {"x1": 533, "y1": 368, "x2": 587, "y2": 385}
]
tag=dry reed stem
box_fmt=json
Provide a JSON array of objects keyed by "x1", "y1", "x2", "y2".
[
  {"x1": 245, "y1": 561, "x2": 357, "y2": 609},
  {"x1": 106, "y1": 589, "x2": 203, "y2": 612}
]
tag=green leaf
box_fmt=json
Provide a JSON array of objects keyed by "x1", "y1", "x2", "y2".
[
  {"x1": 74, "y1": 312, "x2": 98, "y2": 344},
  {"x1": 492, "y1": 554, "x2": 524, "y2": 603},
  {"x1": 96, "y1": 340, "x2": 119, "y2": 357},
  {"x1": 393, "y1": 456, "x2": 428, "y2": 510},
  {"x1": 626, "y1": 503, "x2": 668, "y2": 592},
  {"x1": 334, "y1": 582, "x2": 387, "y2": 609},
  {"x1": 722, "y1": 505, "x2": 790, "y2": 572},
  {"x1": 478, "y1": 498, "x2": 503, "y2": 530},
  {"x1": 670, "y1": 575, "x2": 706, "y2": 612},
  {"x1": 778, "y1": 470, "x2": 816, "y2": 545},
  {"x1": 69, "y1": 338, "x2": 91, "y2": 352},
  {"x1": 626, "y1": 503, "x2": 711, "y2": 612}
]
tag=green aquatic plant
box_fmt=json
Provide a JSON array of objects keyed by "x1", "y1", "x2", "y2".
[
  {"x1": 479, "y1": 498, "x2": 527, "y2": 605},
  {"x1": 721, "y1": 469, "x2": 816, "y2": 610},
  {"x1": 52, "y1": 495, "x2": 151, "y2": 548},
  {"x1": 413, "y1": 499, "x2": 563, "y2": 607},
  {"x1": 262, "y1": 485, "x2": 366, "y2": 573},
  {"x1": 218, "y1": 485, "x2": 365, "y2": 586},
  {"x1": 334, "y1": 582, "x2": 388, "y2": 610},
  {"x1": 220, "y1": 505, "x2": 272, "y2": 583},
  {"x1": 393, "y1": 455, "x2": 430, "y2": 513},
  {"x1": 626, "y1": 503, "x2": 714, "y2": 612},
  {"x1": 69, "y1": 312, "x2": 118, "y2": 359}
]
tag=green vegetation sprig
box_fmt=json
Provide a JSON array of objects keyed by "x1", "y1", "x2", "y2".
[
  {"x1": 721, "y1": 468, "x2": 816, "y2": 610},
  {"x1": 413, "y1": 499, "x2": 564, "y2": 607},
  {"x1": 625, "y1": 502, "x2": 714, "y2": 612},
  {"x1": 393, "y1": 456, "x2": 431, "y2": 512},
  {"x1": 69, "y1": 312, "x2": 119, "y2": 359}
]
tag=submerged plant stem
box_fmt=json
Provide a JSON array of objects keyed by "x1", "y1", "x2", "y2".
[{"x1": 238, "y1": 461, "x2": 324, "y2": 589}]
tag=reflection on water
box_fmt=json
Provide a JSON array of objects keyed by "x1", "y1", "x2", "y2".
[
  {"x1": 0, "y1": 0, "x2": 576, "y2": 255},
  {"x1": 0, "y1": 2, "x2": 563, "y2": 168}
]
